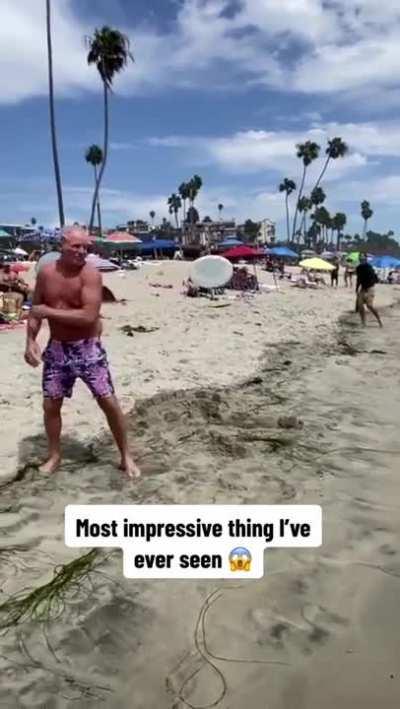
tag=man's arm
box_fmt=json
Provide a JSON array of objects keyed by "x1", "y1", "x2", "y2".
[
  {"x1": 32, "y1": 268, "x2": 102, "y2": 327},
  {"x1": 25, "y1": 272, "x2": 44, "y2": 367}
]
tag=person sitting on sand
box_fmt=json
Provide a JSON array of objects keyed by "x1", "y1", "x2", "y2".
[
  {"x1": 24, "y1": 226, "x2": 140, "y2": 478},
  {"x1": 0, "y1": 263, "x2": 31, "y2": 302}
]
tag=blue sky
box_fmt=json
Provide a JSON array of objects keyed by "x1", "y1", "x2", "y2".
[{"x1": 1, "y1": 0, "x2": 400, "y2": 236}]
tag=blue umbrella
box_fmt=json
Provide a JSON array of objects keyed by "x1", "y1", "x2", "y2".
[
  {"x1": 371, "y1": 255, "x2": 400, "y2": 269},
  {"x1": 267, "y1": 246, "x2": 298, "y2": 258}
]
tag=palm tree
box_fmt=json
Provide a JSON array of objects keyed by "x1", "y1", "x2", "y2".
[
  {"x1": 179, "y1": 182, "x2": 190, "y2": 224},
  {"x1": 46, "y1": 0, "x2": 65, "y2": 228},
  {"x1": 31, "y1": 217, "x2": 37, "y2": 227},
  {"x1": 187, "y1": 175, "x2": 202, "y2": 242},
  {"x1": 188, "y1": 175, "x2": 202, "y2": 208},
  {"x1": 279, "y1": 178, "x2": 296, "y2": 243},
  {"x1": 310, "y1": 186, "x2": 326, "y2": 207},
  {"x1": 361, "y1": 200, "x2": 373, "y2": 237},
  {"x1": 168, "y1": 193, "x2": 182, "y2": 228},
  {"x1": 149, "y1": 210, "x2": 156, "y2": 228},
  {"x1": 85, "y1": 145, "x2": 103, "y2": 235},
  {"x1": 218, "y1": 203, "x2": 224, "y2": 220},
  {"x1": 297, "y1": 196, "x2": 312, "y2": 242},
  {"x1": 313, "y1": 206, "x2": 331, "y2": 245},
  {"x1": 332, "y1": 212, "x2": 347, "y2": 250},
  {"x1": 86, "y1": 26, "x2": 134, "y2": 233},
  {"x1": 313, "y1": 137, "x2": 349, "y2": 191},
  {"x1": 292, "y1": 141, "x2": 320, "y2": 239}
]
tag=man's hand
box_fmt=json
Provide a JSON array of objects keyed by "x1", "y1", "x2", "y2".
[
  {"x1": 30, "y1": 304, "x2": 50, "y2": 320},
  {"x1": 24, "y1": 341, "x2": 42, "y2": 368}
]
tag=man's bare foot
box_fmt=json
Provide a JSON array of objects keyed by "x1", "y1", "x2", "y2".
[
  {"x1": 39, "y1": 454, "x2": 61, "y2": 474},
  {"x1": 120, "y1": 455, "x2": 141, "y2": 480}
]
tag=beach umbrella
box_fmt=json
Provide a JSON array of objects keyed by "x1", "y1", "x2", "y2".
[
  {"x1": 13, "y1": 247, "x2": 28, "y2": 256},
  {"x1": 107, "y1": 231, "x2": 142, "y2": 244},
  {"x1": 299, "y1": 257, "x2": 335, "y2": 271},
  {"x1": 218, "y1": 238, "x2": 243, "y2": 248},
  {"x1": 86, "y1": 253, "x2": 119, "y2": 271},
  {"x1": 268, "y1": 246, "x2": 298, "y2": 258},
  {"x1": 105, "y1": 232, "x2": 142, "y2": 256},
  {"x1": 35, "y1": 251, "x2": 60, "y2": 273},
  {"x1": 320, "y1": 251, "x2": 336, "y2": 260},
  {"x1": 223, "y1": 245, "x2": 260, "y2": 260},
  {"x1": 371, "y1": 255, "x2": 400, "y2": 269}
]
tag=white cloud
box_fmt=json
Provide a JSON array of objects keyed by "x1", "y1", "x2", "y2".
[
  {"x1": 147, "y1": 125, "x2": 367, "y2": 179},
  {"x1": 2, "y1": 1, "x2": 400, "y2": 104},
  {"x1": 0, "y1": 0, "x2": 94, "y2": 104}
]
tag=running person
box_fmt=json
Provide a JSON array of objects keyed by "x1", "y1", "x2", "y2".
[{"x1": 24, "y1": 227, "x2": 140, "y2": 478}]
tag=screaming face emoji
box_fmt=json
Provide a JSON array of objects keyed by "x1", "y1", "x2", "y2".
[{"x1": 229, "y1": 547, "x2": 252, "y2": 572}]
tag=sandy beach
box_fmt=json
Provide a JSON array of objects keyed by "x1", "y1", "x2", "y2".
[{"x1": 1, "y1": 262, "x2": 399, "y2": 708}]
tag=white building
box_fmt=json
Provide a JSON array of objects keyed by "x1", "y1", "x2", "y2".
[{"x1": 258, "y1": 218, "x2": 276, "y2": 244}]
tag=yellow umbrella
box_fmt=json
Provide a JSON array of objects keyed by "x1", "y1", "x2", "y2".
[{"x1": 299, "y1": 257, "x2": 335, "y2": 271}]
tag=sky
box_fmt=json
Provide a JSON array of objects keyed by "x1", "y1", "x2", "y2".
[{"x1": 0, "y1": 0, "x2": 400, "y2": 236}]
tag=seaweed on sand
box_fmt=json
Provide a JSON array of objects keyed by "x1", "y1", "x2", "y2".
[{"x1": 0, "y1": 549, "x2": 104, "y2": 632}]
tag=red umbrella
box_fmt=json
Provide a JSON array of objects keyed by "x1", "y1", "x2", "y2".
[
  {"x1": 223, "y1": 245, "x2": 260, "y2": 260},
  {"x1": 107, "y1": 231, "x2": 141, "y2": 243}
]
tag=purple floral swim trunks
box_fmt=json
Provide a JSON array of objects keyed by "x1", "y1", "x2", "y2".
[{"x1": 42, "y1": 338, "x2": 115, "y2": 399}]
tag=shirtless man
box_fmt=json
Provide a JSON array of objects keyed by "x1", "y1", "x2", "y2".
[{"x1": 24, "y1": 227, "x2": 140, "y2": 478}]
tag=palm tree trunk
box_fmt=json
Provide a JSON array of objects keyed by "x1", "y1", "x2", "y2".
[
  {"x1": 94, "y1": 165, "x2": 102, "y2": 236},
  {"x1": 174, "y1": 210, "x2": 179, "y2": 229},
  {"x1": 285, "y1": 194, "x2": 290, "y2": 244},
  {"x1": 313, "y1": 155, "x2": 330, "y2": 192},
  {"x1": 182, "y1": 199, "x2": 187, "y2": 245},
  {"x1": 46, "y1": 0, "x2": 65, "y2": 228},
  {"x1": 363, "y1": 219, "x2": 367, "y2": 238},
  {"x1": 299, "y1": 212, "x2": 306, "y2": 242},
  {"x1": 89, "y1": 82, "x2": 109, "y2": 233},
  {"x1": 292, "y1": 165, "x2": 307, "y2": 239}
]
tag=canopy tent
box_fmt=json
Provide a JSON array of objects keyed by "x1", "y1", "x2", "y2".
[
  {"x1": 299, "y1": 257, "x2": 335, "y2": 271},
  {"x1": 223, "y1": 245, "x2": 261, "y2": 260},
  {"x1": 139, "y1": 239, "x2": 177, "y2": 253},
  {"x1": 267, "y1": 246, "x2": 298, "y2": 258},
  {"x1": 370, "y1": 255, "x2": 400, "y2": 269}
]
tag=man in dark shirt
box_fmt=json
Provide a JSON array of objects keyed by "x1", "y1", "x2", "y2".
[{"x1": 356, "y1": 255, "x2": 382, "y2": 327}]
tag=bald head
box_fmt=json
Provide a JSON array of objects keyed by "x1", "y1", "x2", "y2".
[
  {"x1": 60, "y1": 226, "x2": 92, "y2": 269},
  {"x1": 62, "y1": 226, "x2": 91, "y2": 244}
]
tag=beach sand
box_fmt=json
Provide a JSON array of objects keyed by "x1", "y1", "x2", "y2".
[{"x1": 0, "y1": 262, "x2": 399, "y2": 707}]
